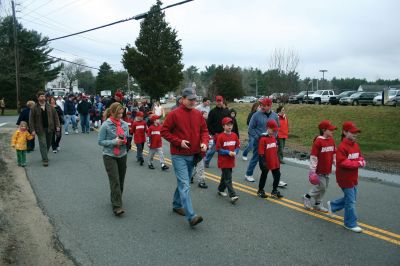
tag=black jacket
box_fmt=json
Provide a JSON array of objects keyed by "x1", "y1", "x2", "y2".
[
  {"x1": 207, "y1": 107, "x2": 230, "y2": 135},
  {"x1": 64, "y1": 99, "x2": 76, "y2": 115},
  {"x1": 77, "y1": 100, "x2": 92, "y2": 115},
  {"x1": 16, "y1": 107, "x2": 30, "y2": 125}
]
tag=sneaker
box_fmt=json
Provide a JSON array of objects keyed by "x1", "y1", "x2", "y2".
[
  {"x1": 53, "y1": 150, "x2": 57, "y2": 153},
  {"x1": 172, "y1": 208, "x2": 185, "y2": 216},
  {"x1": 75, "y1": 129, "x2": 79, "y2": 134},
  {"x1": 303, "y1": 195, "x2": 312, "y2": 210},
  {"x1": 313, "y1": 203, "x2": 328, "y2": 213},
  {"x1": 278, "y1": 180, "x2": 287, "y2": 187},
  {"x1": 113, "y1": 207, "x2": 125, "y2": 216},
  {"x1": 43, "y1": 161, "x2": 49, "y2": 167},
  {"x1": 327, "y1": 201, "x2": 334, "y2": 217},
  {"x1": 271, "y1": 190, "x2": 283, "y2": 199},
  {"x1": 218, "y1": 191, "x2": 228, "y2": 197},
  {"x1": 230, "y1": 196, "x2": 239, "y2": 204},
  {"x1": 242, "y1": 156, "x2": 248, "y2": 161},
  {"x1": 344, "y1": 225, "x2": 363, "y2": 233},
  {"x1": 140, "y1": 158, "x2": 144, "y2": 166},
  {"x1": 245, "y1": 175, "x2": 255, "y2": 182},
  {"x1": 189, "y1": 215, "x2": 203, "y2": 227},
  {"x1": 161, "y1": 164, "x2": 169, "y2": 171},
  {"x1": 148, "y1": 164, "x2": 155, "y2": 169},
  {"x1": 21, "y1": 164, "x2": 26, "y2": 167},
  {"x1": 65, "y1": 132, "x2": 69, "y2": 135},
  {"x1": 257, "y1": 190, "x2": 267, "y2": 198},
  {"x1": 57, "y1": 147, "x2": 61, "y2": 151},
  {"x1": 198, "y1": 182, "x2": 208, "y2": 189}
]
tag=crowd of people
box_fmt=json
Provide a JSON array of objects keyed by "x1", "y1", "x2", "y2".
[{"x1": 11, "y1": 88, "x2": 366, "y2": 232}]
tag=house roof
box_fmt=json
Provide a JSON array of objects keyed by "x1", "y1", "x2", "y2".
[{"x1": 358, "y1": 84, "x2": 388, "y2": 92}]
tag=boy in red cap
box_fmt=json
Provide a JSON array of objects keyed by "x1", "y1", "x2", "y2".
[
  {"x1": 216, "y1": 117, "x2": 240, "y2": 203},
  {"x1": 147, "y1": 115, "x2": 169, "y2": 170},
  {"x1": 303, "y1": 120, "x2": 337, "y2": 212},
  {"x1": 327, "y1": 121, "x2": 366, "y2": 233},
  {"x1": 132, "y1": 111, "x2": 147, "y2": 165},
  {"x1": 257, "y1": 119, "x2": 283, "y2": 199}
]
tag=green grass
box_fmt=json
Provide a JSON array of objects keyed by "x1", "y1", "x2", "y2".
[
  {"x1": 230, "y1": 103, "x2": 400, "y2": 154},
  {"x1": 1, "y1": 109, "x2": 18, "y2": 116}
]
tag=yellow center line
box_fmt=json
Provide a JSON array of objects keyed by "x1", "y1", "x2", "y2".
[{"x1": 95, "y1": 129, "x2": 400, "y2": 245}]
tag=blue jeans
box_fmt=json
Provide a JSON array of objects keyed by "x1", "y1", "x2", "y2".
[
  {"x1": 245, "y1": 138, "x2": 259, "y2": 176},
  {"x1": 171, "y1": 155, "x2": 196, "y2": 221},
  {"x1": 205, "y1": 141, "x2": 216, "y2": 164},
  {"x1": 64, "y1": 114, "x2": 77, "y2": 133},
  {"x1": 330, "y1": 186, "x2": 358, "y2": 228},
  {"x1": 242, "y1": 134, "x2": 254, "y2": 157},
  {"x1": 136, "y1": 143, "x2": 144, "y2": 160},
  {"x1": 80, "y1": 114, "x2": 90, "y2": 133}
]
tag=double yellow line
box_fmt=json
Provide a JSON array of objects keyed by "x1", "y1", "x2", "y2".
[{"x1": 94, "y1": 128, "x2": 400, "y2": 246}]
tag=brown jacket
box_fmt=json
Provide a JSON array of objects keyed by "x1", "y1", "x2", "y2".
[{"x1": 29, "y1": 103, "x2": 60, "y2": 134}]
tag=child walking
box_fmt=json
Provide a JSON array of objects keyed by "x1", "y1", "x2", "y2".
[
  {"x1": 216, "y1": 117, "x2": 240, "y2": 204},
  {"x1": 303, "y1": 120, "x2": 337, "y2": 212},
  {"x1": 11, "y1": 121, "x2": 34, "y2": 167},
  {"x1": 327, "y1": 121, "x2": 366, "y2": 233},
  {"x1": 132, "y1": 111, "x2": 147, "y2": 165},
  {"x1": 257, "y1": 120, "x2": 284, "y2": 199},
  {"x1": 147, "y1": 115, "x2": 169, "y2": 170}
]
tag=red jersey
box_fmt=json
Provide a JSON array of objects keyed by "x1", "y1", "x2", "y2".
[
  {"x1": 147, "y1": 124, "x2": 162, "y2": 149},
  {"x1": 336, "y1": 138, "x2": 362, "y2": 188},
  {"x1": 132, "y1": 120, "x2": 147, "y2": 144},
  {"x1": 310, "y1": 136, "x2": 336, "y2": 175},
  {"x1": 216, "y1": 132, "x2": 240, "y2": 169},
  {"x1": 258, "y1": 134, "x2": 280, "y2": 170},
  {"x1": 123, "y1": 117, "x2": 134, "y2": 135},
  {"x1": 161, "y1": 105, "x2": 209, "y2": 156}
]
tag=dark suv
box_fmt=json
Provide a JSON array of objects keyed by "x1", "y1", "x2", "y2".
[
  {"x1": 329, "y1": 90, "x2": 356, "y2": 105},
  {"x1": 289, "y1": 91, "x2": 314, "y2": 104},
  {"x1": 339, "y1": 92, "x2": 380, "y2": 106}
]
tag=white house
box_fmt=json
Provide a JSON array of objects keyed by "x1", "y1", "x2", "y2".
[{"x1": 45, "y1": 71, "x2": 80, "y2": 96}]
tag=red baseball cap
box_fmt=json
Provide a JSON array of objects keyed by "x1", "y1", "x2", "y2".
[
  {"x1": 216, "y1": 95, "x2": 223, "y2": 102},
  {"x1": 266, "y1": 119, "x2": 278, "y2": 130},
  {"x1": 115, "y1": 91, "x2": 123, "y2": 99},
  {"x1": 150, "y1": 115, "x2": 161, "y2": 122},
  {"x1": 342, "y1": 121, "x2": 361, "y2": 133},
  {"x1": 221, "y1": 117, "x2": 233, "y2": 125},
  {"x1": 136, "y1": 111, "x2": 144, "y2": 117},
  {"x1": 318, "y1": 120, "x2": 337, "y2": 131},
  {"x1": 126, "y1": 111, "x2": 132, "y2": 115},
  {"x1": 259, "y1": 98, "x2": 272, "y2": 106}
]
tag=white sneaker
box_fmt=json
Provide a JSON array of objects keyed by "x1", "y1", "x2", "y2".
[
  {"x1": 245, "y1": 175, "x2": 255, "y2": 182},
  {"x1": 303, "y1": 195, "x2": 312, "y2": 210},
  {"x1": 218, "y1": 191, "x2": 228, "y2": 197},
  {"x1": 53, "y1": 150, "x2": 57, "y2": 153},
  {"x1": 65, "y1": 132, "x2": 69, "y2": 135},
  {"x1": 344, "y1": 225, "x2": 363, "y2": 233},
  {"x1": 75, "y1": 129, "x2": 79, "y2": 134},
  {"x1": 230, "y1": 196, "x2": 239, "y2": 204},
  {"x1": 57, "y1": 147, "x2": 61, "y2": 151},
  {"x1": 313, "y1": 203, "x2": 328, "y2": 213},
  {"x1": 278, "y1": 181, "x2": 287, "y2": 187},
  {"x1": 327, "y1": 201, "x2": 334, "y2": 217},
  {"x1": 242, "y1": 156, "x2": 248, "y2": 161}
]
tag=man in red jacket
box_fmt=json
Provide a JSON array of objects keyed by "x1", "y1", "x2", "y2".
[{"x1": 161, "y1": 88, "x2": 209, "y2": 227}]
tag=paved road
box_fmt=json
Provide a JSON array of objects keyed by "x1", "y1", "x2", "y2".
[{"x1": 2, "y1": 116, "x2": 398, "y2": 265}]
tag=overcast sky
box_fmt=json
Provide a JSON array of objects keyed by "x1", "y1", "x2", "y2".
[{"x1": 1, "y1": 0, "x2": 399, "y2": 81}]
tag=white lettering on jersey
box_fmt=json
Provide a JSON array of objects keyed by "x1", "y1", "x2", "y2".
[
  {"x1": 136, "y1": 125, "x2": 144, "y2": 129},
  {"x1": 266, "y1": 143, "x2": 277, "y2": 149},
  {"x1": 348, "y1": 153, "x2": 359, "y2": 159},
  {"x1": 321, "y1": 146, "x2": 334, "y2": 152},
  {"x1": 151, "y1": 131, "x2": 160, "y2": 135},
  {"x1": 223, "y1": 141, "x2": 236, "y2": 147}
]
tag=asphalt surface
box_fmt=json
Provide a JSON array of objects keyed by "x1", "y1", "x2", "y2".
[{"x1": 1, "y1": 116, "x2": 399, "y2": 265}]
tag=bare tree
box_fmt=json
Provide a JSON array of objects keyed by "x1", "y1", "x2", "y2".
[
  {"x1": 268, "y1": 48, "x2": 299, "y2": 74},
  {"x1": 62, "y1": 59, "x2": 87, "y2": 92}
]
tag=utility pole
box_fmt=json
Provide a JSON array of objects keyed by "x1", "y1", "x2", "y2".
[
  {"x1": 319, "y1": 69, "x2": 327, "y2": 89},
  {"x1": 127, "y1": 73, "x2": 130, "y2": 91},
  {"x1": 12, "y1": 0, "x2": 20, "y2": 111},
  {"x1": 255, "y1": 78, "x2": 258, "y2": 97}
]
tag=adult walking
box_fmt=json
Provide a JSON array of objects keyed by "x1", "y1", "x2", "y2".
[
  {"x1": 152, "y1": 101, "x2": 165, "y2": 118},
  {"x1": 0, "y1": 97, "x2": 5, "y2": 115},
  {"x1": 204, "y1": 95, "x2": 230, "y2": 168},
  {"x1": 161, "y1": 88, "x2": 209, "y2": 227},
  {"x1": 29, "y1": 91, "x2": 60, "y2": 167},
  {"x1": 64, "y1": 94, "x2": 78, "y2": 135},
  {"x1": 16, "y1": 100, "x2": 36, "y2": 152},
  {"x1": 277, "y1": 106, "x2": 289, "y2": 163},
  {"x1": 98, "y1": 102, "x2": 129, "y2": 216},
  {"x1": 242, "y1": 102, "x2": 260, "y2": 161},
  {"x1": 50, "y1": 97, "x2": 64, "y2": 153},
  {"x1": 77, "y1": 95, "x2": 92, "y2": 133}
]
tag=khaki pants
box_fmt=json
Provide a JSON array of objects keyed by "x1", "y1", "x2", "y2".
[
  {"x1": 103, "y1": 155, "x2": 127, "y2": 208},
  {"x1": 308, "y1": 174, "x2": 329, "y2": 204}
]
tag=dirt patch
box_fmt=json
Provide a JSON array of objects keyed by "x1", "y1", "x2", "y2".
[{"x1": 0, "y1": 130, "x2": 74, "y2": 265}]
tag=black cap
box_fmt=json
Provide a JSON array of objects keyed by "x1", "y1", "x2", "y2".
[{"x1": 182, "y1": 88, "x2": 197, "y2": 100}]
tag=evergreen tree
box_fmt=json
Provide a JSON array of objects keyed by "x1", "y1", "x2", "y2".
[
  {"x1": 209, "y1": 65, "x2": 244, "y2": 101},
  {"x1": 122, "y1": 0, "x2": 183, "y2": 100},
  {"x1": 96, "y1": 62, "x2": 114, "y2": 93}
]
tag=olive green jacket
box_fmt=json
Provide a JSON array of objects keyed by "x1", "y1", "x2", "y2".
[{"x1": 29, "y1": 103, "x2": 60, "y2": 133}]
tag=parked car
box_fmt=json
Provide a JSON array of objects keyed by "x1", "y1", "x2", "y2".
[
  {"x1": 269, "y1": 93, "x2": 289, "y2": 103},
  {"x1": 339, "y1": 92, "x2": 380, "y2": 106},
  {"x1": 386, "y1": 90, "x2": 400, "y2": 106},
  {"x1": 305, "y1": 90, "x2": 336, "y2": 104},
  {"x1": 289, "y1": 91, "x2": 314, "y2": 104},
  {"x1": 329, "y1": 90, "x2": 356, "y2": 105},
  {"x1": 372, "y1": 90, "x2": 399, "y2": 105},
  {"x1": 234, "y1": 96, "x2": 257, "y2": 103}
]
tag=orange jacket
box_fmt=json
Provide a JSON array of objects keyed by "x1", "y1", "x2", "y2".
[
  {"x1": 11, "y1": 130, "x2": 34, "y2": 151},
  {"x1": 278, "y1": 114, "x2": 289, "y2": 139}
]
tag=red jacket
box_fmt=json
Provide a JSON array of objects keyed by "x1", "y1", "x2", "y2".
[
  {"x1": 132, "y1": 120, "x2": 147, "y2": 144},
  {"x1": 216, "y1": 132, "x2": 240, "y2": 169},
  {"x1": 278, "y1": 114, "x2": 289, "y2": 139},
  {"x1": 147, "y1": 124, "x2": 162, "y2": 149},
  {"x1": 336, "y1": 138, "x2": 362, "y2": 188},
  {"x1": 161, "y1": 105, "x2": 209, "y2": 156},
  {"x1": 258, "y1": 134, "x2": 280, "y2": 170},
  {"x1": 310, "y1": 136, "x2": 336, "y2": 175}
]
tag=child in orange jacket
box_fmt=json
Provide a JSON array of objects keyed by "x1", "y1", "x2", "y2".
[{"x1": 11, "y1": 121, "x2": 34, "y2": 167}]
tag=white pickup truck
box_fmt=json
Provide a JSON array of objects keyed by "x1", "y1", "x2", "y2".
[{"x1": 305, "y1": 90, "x2": 336, "y2": 104}]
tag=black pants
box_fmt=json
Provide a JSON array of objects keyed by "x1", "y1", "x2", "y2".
[
  {"x1": 52, "y1": 131, "x2": 62, "y2": 151},
  {"x1": 103, "y1": 155, "x2": 127, "y2": 208},
  {"x1": 258, "y1": 166, "x2": 281, "y2": 192},
  {"x1": 218, "y1": 168, "x2": 236, "y2": 197}
]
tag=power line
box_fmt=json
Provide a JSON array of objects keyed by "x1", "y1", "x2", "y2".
[
  {"x1": 46, "y1": 54, "x2": 100, "y2": 70},
  {"x1": 23, "y1": 0, "x2": 54, "y2": 16},
  {"x1": 48, "y1": 0, "x2": 194, "y2": 42}
]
